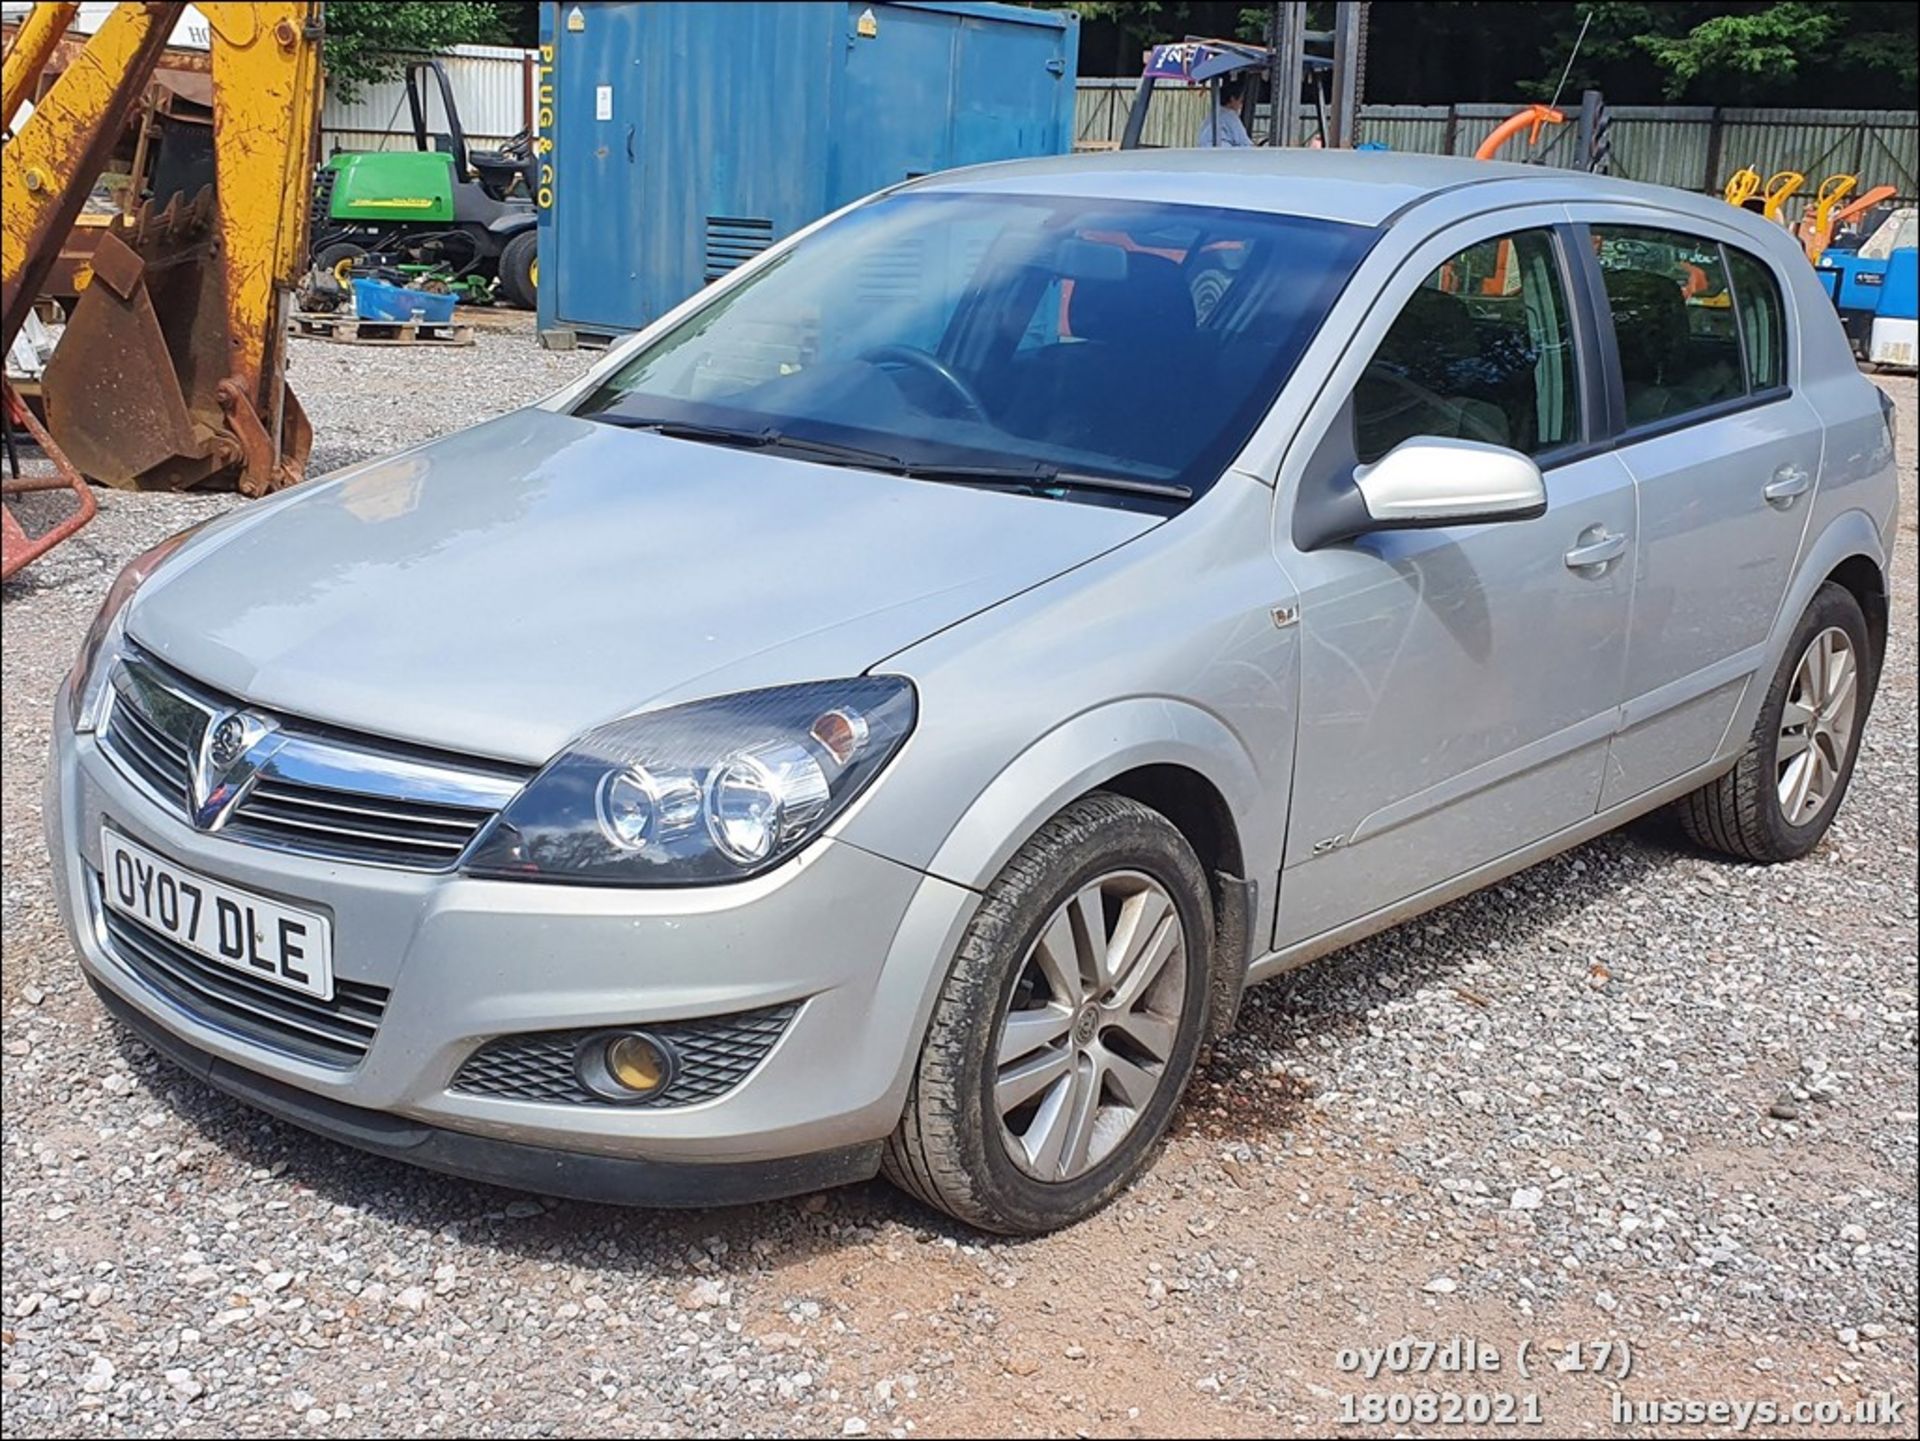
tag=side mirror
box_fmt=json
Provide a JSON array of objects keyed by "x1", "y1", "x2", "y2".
[{"x1": 1352, "y1": 437, "x2": 1546, "y2": 531}]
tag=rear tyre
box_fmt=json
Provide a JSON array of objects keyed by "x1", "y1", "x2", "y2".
[
  {"x1": 312, "y1": 241, "x2": 367, "y2": 287},
  {"x1": 498, "y1": 231, "x2": 538, "y2": 309},
  {"x1": 1674, "y1": 582, "x2": 1876, "y2": 862},
  {"x1": 883, "y1": 793, "x2": 1213, "y2": 1235}
]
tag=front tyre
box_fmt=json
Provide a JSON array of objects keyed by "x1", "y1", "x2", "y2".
[
  {"x1": 884, "y1": 793, "x2": 1213, "y2": 1234},
  {"x1": 1675, "y1": 582, "x2": 1877, "y2": 861}
]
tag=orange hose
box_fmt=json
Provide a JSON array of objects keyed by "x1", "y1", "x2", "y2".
[{"x1": 1474, "y1": 104, "x2": 1566, "y2": 162}]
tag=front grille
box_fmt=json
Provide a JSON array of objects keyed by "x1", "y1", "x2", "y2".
[
  {"x1": 228, "y1": 783, "x2": 495, "y2": 870},
  {"x1": 96, "y1": 649, "x2": 525, "y2": 872},
  {"x1": 451, "y1": 1003, "x2": 799, "y2": 1108},
  {"x1": 101, "y1": 681, "x2": 192, "y2": 801},
  {"x1": 93, "y1": 875, "x2": 388, "y2": 1067}
]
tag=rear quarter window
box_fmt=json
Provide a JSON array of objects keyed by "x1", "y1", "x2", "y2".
[{"x1": 1727, "y1": 247, "x2": 1788, "y2": 391}]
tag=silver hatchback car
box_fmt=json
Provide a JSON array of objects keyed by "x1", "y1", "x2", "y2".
[{"x1": 48, "y1": 152, "x2": 1896, "y2": 1233}]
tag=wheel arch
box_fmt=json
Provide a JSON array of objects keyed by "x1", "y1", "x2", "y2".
[
  {"x1": 1727, "y1": 508, "x2": 1890, "y2": 756},
  {"x1": 918, "y1": 698, "x2": 1266, "y2": 898},
  {"x1": 1771, "y1": 509, "x2": 1887, "y2": 669},
  {"x1": 1824, "y1": 552, "x2": 1889, "y2": 673},
  {"x1": 909, "y1": 700, "x2": 1271, "y2": 1042}
]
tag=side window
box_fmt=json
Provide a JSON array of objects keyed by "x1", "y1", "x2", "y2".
[
  {"x1": 1727, "y1": 247, "x2": 1787, "y2": 391},
  {"x1": 1592, "y1": 225, "x2": 1744, "y2": 426},
  {"x1": 1354, "y1": 229, "x2": 1579, "y2": 465}
]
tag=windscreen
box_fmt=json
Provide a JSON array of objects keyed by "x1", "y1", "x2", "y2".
[{"x1": 575, "y1": 191, "x2": 1376, "y2": 502}]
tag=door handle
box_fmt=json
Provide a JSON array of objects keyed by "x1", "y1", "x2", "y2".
[
  {"x1": 1764, "y1": 465, "x2": 1811, "y2": 506},
  {"x1": 1564, "y1": 529, "x2": 1627, "y2": 572},
  {"x1": 625, "y1": 124, "x2": 635, "y2": 162}
]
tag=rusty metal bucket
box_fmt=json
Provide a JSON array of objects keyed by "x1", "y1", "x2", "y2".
[{"x1": 41, "y1": 188, "x2": 310, "y2": 497}]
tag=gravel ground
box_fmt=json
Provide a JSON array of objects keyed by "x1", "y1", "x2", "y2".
[{"x1": 2, "y1": 329, "x2": 1914, "y2": 1437}]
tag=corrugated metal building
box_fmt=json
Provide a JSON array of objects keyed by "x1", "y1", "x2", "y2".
[{"x1": 320, "y1": 43, "x2": 534, "y2": 156}]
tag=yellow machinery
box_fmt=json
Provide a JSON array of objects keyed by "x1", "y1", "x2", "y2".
[
  {"x1": 1799, "y1": 173, "x2": 1856, "y2": 262},
  {"x1": 1721, "y1": 167, "x2": 1809, "y2": 224},
  {"x1": 1800, "y1": 175, "x2": 1900, "y2": 264},
  {"x1": 1724, "y1": 165, "x2": 1899, "y2": 266},
  {"x1": 1760, "y1": 170, "x2": 1805, "y2": 223},
  {"x1": 1723, "y1": 166, "x2": 1761, "y2": 208},
  {"x1": 3, "y1": 1, "x2": 322, "y2": 502}
]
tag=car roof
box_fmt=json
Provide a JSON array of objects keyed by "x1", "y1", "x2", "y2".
[{"x1": 905, "y1": 148, "x2": 1744, "y2": 231}]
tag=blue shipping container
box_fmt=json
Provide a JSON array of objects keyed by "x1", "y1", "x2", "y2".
[{"x1": 534, "y1": 1, "x2": 1079, "y2": 343}]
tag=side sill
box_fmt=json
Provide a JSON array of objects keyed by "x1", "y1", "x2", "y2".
[{"x1": 1245, "y1": 756, "x2": 1734, "y2": 986}]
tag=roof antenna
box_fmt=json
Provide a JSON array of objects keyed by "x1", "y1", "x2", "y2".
[{"x1": 1547, "y1": 8, "x2": 1594, "y2": 117}]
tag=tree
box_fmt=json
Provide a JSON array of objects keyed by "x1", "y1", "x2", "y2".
[
  {"x1": 322, "y1": 2, "x2": 519, "y2": 100},
  {"x1": 1049, "y1": 1, "x2": 1917, "y2": 106},
  {"x1": 1640, "y1": 1, "x2": 1915, "y2": 101},
  {"x1": 1509, "y1": 2, "x2": 1916, "y2": 106}
]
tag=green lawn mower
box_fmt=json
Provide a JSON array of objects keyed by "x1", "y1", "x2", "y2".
[{"x1": 309, "y1": 61, "x2": 538, "y2": 308}]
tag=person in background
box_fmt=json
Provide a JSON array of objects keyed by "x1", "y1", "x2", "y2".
[{"x1": 1195, "y1": 74, "x2": 1253, "y2": 148}]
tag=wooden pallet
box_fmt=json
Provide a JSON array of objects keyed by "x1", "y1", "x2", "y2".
[{"x1": 290, "y1": 313, "x2": 474, "y2": 347}]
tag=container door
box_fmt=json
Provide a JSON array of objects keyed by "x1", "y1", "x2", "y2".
[
  {"x1": 632, "y1": 2, "x2": 830, "y2": 326},
  {"x1": 553, "y1": 3, "x2": 647, "y2": 331},
  {"x1": 833, "y1": 3, "x2": 954, "y2": 203},
  {"x1": 949, "y1": 15, "x2": 1070, "y2": 167}
]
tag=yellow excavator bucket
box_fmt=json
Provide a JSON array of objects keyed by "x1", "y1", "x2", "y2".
[{"x1": 2, "y1": 2, "x2": 322, "y2": 495}]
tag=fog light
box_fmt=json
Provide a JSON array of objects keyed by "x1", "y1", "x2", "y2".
[
  {"x1": 574, "y1": 1030, "x2": 675, "y2": 1102},
  {"x1": 608, "y1": 1034, "x2": 667, "y2": 1091}
]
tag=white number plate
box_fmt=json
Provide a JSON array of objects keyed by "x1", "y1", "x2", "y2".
[{"x1": 100, "y1": 829, "x2": 334, "y2": 1001}]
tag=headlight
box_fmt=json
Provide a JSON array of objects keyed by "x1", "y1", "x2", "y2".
[
  {"x1": 463, "y1": 677, "x2": 915, "y2": 885},
  {"x1": 65, "y1": 525, "x2": 203, "y2": 732}
]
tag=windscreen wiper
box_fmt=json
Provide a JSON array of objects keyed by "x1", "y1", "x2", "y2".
[
  {"x1": 589, "y1": 415, "x2": 782, "y2": 448},
  {"x1": 780, "y1": 449, "x2": 1192, "y2": 501},
  {"x1": 589, "y1": 415, "x2": 903, "y2": 466},
  {"x1": 776, "y1": 447, "x2": 1193, "y2": 501},
  {"x1": 591, "y1": 415, "x2": 1191, "y2": 500},
  {"x1": 944, "y1": 468, "x2": 1194, "y2": 501}
]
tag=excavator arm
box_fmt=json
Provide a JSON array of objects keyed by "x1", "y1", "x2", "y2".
[
  {"x1": 2, "y1": 1, "x2": 322, "y2": 497},
  {"x1": 2, "y1": 1, "x2": 174, "y2": 341}
]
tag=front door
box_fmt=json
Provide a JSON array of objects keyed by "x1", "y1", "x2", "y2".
[{"x1": 1276, "y1": 218, "x2": 1637, "y2": 947}]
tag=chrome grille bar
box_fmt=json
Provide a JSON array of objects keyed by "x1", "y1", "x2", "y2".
[{"x1": 95, "y1": 646, "x2": 530, "y2": 872}]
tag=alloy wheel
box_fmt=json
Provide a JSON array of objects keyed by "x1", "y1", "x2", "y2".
[
  {"x1": 993, "y1": 870, "x2": 1188, "y2": 1183},
  {"x1": 1777, "y1": 626, "x2": 1859, "y2": 826}
]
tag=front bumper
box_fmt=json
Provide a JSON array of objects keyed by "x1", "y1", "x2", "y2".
[
  {"x1": 47, "y1": 698, "x2": 978, "y2": 1186},
  {"x1": 92, "y1": 981, "x2": 883, "y2": 1206}
]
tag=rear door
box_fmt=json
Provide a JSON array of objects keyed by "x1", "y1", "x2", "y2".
[{"x1": 1569, "y1": 211, "x2": 1825, "y2": 805}]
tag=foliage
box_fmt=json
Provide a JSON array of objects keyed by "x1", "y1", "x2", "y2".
[
  {"x1": 1636, "y1": 2, "x2": 1841, "y2": 96},
  {"x1": 322, "y1": 2, "x2": 519, "y2": 100},
  {"x1": 1040, "y1": 1, "x2": 1918, "y2": 106},
  {"x1": 1517, "y1": 1, "x2": 1914, "y2": 104}
]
